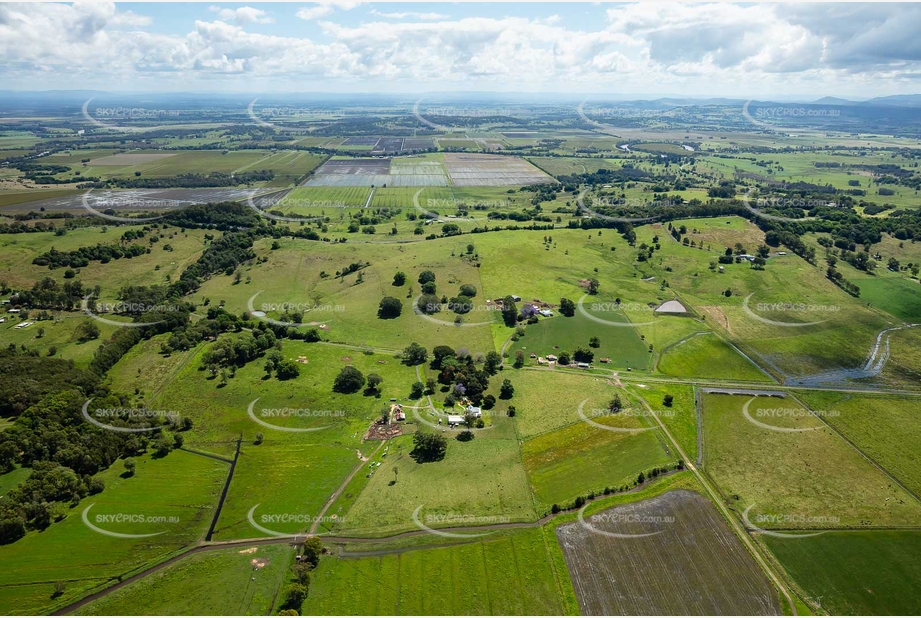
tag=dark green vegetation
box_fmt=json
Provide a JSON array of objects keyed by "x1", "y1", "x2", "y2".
[{"x1": 763, "y1": 531, "x2": 921, "y2": 615}]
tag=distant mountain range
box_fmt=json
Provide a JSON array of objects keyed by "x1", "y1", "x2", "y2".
[{"x1": 812, "y1": 94, "x2": 921, "y2": 107}]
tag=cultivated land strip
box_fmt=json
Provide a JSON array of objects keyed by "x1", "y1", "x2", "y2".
[{"x1": 628, "y1": 389, "x2": 799, "y2": 615}]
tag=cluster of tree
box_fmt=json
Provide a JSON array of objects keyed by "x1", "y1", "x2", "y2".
[
  {"x1": 108, "y1": 170, "x2": 274, "y2": 189},
  {"x1": 409, "y1": 430, "x2": 448, "y2": 463},
  {"x1": 377, "y1": 296, "x2": 402, "y2": 319},
  {"x1": 556, "y1": 166, "x2": 651, "y2": 193},
  {"x1": 169, "y1": 230, "x2": 259, "y2": 297},
  {"x1": 199, "y1": 328, "x2": 278, "y2": 375},
  {"x1": 0, "y1": 384, "x2": 189, "y2": 544},
  {"x1": 430, "y1": 345, "x2": 496, "y2": 406},
  {"x1": 33, "y1": 241, "x2": 149, "y2": 269},
  {"x1": 14, "y1": 277, "x2": 95, "y2": 311},
  {"x1": 162, "y1": 202, "x2": 264, "y2": 230},
  {"x1": 826, "y1": 260, "x2": 861, "y2": 297},
  {"x1": 278, "y1": 537, "x2": 324, "y2": 614},
  {"x1": 0, "y1": 347, "x2": 99, "y2": 417}
]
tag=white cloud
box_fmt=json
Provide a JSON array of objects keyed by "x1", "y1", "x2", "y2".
[
  {"x1": 208, "y1": 6, "x2": 274, "y2": 25},
  {"x1": 296, "y1": 1, "x2": 364, "y2": 21},
  {"x1": 369, "y1": 10, "x2": 449, "y2": 21},
  {"x1": 0, "y1": 2, "x2": 919, "y2": 95}
]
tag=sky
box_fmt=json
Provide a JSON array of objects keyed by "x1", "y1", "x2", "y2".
[{"x1": 1, "y1": 2, "x2": 920, "y2": 98}]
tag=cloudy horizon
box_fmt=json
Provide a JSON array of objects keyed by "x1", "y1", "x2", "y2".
[{"x1": 1, "y1": 2, "x2": 920, "y2": 99}]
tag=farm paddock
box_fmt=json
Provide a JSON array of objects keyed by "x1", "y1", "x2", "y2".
[{"x1": 556, "y1": 490, "x2": 781, "y2": 615}]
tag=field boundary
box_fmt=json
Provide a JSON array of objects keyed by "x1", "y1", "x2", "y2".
[{"x1": 205, "y1": 437, "x2": 243, "y2": 542}]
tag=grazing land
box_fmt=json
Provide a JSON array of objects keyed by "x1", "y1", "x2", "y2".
[
  {"x1": 2, "y1": 82, "x2": 921, "y2": 617},
  {"x1": 762, "y1": 530, "x2": 921, "y2": 615},
  {"x1": 75, "y1": 544, "x2": 294, "y2": 616},
  {"x1": 305, "y1": 528, "x2": 567, "y2": 615}
]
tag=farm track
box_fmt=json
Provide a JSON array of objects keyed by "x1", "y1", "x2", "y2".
[
  {"x1": 309, "y1": 441, "x2": 386, "y2": 535},
  {"x1": 694, "y1": 386, "x2": 703, "y2": 467}
]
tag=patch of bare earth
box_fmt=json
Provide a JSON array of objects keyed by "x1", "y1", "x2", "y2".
[{"x1": 700, "y1": 305, "x2": 730, "y2": 334}]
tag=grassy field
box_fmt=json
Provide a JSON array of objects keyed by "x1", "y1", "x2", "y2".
[
  {"x1": 794, "y1": 391, "x2": 921, "y2": 496},
  {"x1": 702, "y1": 393, "x2": 921, "y2": 528},
  {"x1": 335, "y1": 419, "x2": 536, "y2": 536},
  {"x1": 0, "y1": 450, "x2": 226, "y2": 615},
  {"x1": 509, "y1": 309, "x2": 651, "y2": 371},
  {"x1": 0, "y1": 225, "x2": 210, "y2": 293},
  {"x1": 632, "y1": 217, "x2": 896, "y2": 381},
  {"x1": 0, "y1": 311, "x2": 123, "y2": 368},
  {"x1": 657, "y1": 333, "x2": 773, "y2": 382},
  {"x1": 305, "y1": 527, "x2": 567, "y2": 615},
  {"x1": 879, "y1": 325, "x2": 921, "y2": 388},
  {"x1": 762, "y1": 530, "x2": 921, "y2": 615},
  {"x1": 522, "y1": 413, "x2": 673, "y2": 510},
  {"x1": 629, "y1": 382, "x2": 698, "y2": 462},
  {"x1": 195, "y1": 235, "x2": 499, "y2": 353},
  {"x1": 75, "y1": 544, "x2": 294, "y2": 615}
]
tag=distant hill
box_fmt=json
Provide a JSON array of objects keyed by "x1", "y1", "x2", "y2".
[
  {"x1": 863, "y1": 94, "x2": 921, "y2": 107},
  {"x1": 812, "y1": 96, "x2": 857, "y2": 106}
]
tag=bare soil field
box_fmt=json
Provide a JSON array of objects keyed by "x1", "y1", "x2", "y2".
[
  {"x1": 304, "y1": 157, "x2": 448, "y2": 187},
  {"x1": 556, "y1": 489, "x2": 781, "y2": 615},
  {"x1": 443, "y1": 153, "x2": 555, "y2": 186}
]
